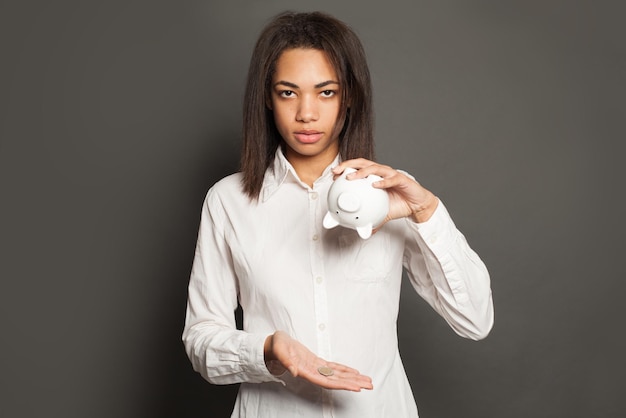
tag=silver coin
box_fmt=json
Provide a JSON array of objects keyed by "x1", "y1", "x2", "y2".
[{"x1": 317, "y1": 366, "x2": 334, "y2": 377}]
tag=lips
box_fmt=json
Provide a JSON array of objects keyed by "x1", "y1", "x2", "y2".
[{"x1": 293, "y1": 130, "x2": 323, "y2": 144}]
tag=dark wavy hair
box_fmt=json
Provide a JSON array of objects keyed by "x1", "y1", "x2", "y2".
[{"x1": 240, "y1": 11, "x2": 374, "y2": 200}]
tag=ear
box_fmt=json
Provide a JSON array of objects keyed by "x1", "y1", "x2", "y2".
[{"x1": 323, "y1": 212, "x2": 340, "y2": 229}]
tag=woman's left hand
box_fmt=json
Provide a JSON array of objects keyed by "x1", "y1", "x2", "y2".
[{"x1": 332, "y1": 158, "x2": 439, "y2": 224}]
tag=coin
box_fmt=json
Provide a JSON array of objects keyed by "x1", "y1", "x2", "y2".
[{"x1": 317, "y1": 366, "x2": 334, "y2": 377}]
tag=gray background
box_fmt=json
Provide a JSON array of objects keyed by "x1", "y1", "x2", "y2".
[{"x1": 1, "y1": 1, "x2": 624, "y2": 417}]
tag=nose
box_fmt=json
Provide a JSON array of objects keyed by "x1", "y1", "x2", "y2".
[{"x1": 296, "y1": 95, "x2": 319, "y2": 123}]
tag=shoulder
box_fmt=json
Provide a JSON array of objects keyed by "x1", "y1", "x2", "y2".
[
  {"x1": 210, "y1": 172, "x2": 244, "y2": 193},
  {"x1": 200, "y1": 173, "x2": 247, "y2": 224},
  {"x1": 204, "y1": 172, "x2": 265, "y2": 216},
  {"x1": 205, "y1": 172, "x2": 246, "y2": 205}
]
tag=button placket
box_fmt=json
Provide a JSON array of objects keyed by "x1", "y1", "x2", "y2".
[{"x1": 308, "y1": 188, "x2": 331, "y2": 361}]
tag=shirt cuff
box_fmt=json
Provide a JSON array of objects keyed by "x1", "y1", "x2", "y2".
[
  {"x1": 408, "y1": 200, "x2": 458, "y2": 255},
  {"x1": 241, "y1": 333, "x2": 286, "y2": 384}
]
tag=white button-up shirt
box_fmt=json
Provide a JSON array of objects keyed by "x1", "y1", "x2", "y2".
[{"x1": 183, "y1": 150, "x2": 494, "y2": 418}]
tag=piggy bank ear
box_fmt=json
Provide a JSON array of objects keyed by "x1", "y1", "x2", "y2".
[
  {"x1": 323, "y1": 212, "x2": 340, "y2": 229},
  {"x1": 356, "y1": 224, "x2": 373, "y2": 239}
]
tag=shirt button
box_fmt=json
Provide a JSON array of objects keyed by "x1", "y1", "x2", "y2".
[
  {"x1": 318, "y1": 323, "x2": 326, "y2": 331},
  {"x1": 312, "y1": 234, "x2": 319, "y2": 241},
  {"x1": 316, "y1": 276, "x2": 323, "y2": 284},
  {"x1": 310, "y1": 192, "x2": 318, "y2": 200}
]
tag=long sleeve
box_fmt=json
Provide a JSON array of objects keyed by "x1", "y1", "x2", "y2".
[
  {"x1": 182, "y1": 188, "x2": 282, "y2": 385},
  {"x1": 403, "y1": 200, "x2": 494, "y2": 340},
  {"x1": 181, "y1": 155, "x2": 488, "y2": 416}
]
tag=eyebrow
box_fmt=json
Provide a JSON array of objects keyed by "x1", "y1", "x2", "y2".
[{"x1": 274, "y1": 80, "x2": 340, "y2": 89}]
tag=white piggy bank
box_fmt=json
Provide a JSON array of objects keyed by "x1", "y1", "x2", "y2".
[{"x1": 323, "y1": 168, "x2": 389, "y2": 239}]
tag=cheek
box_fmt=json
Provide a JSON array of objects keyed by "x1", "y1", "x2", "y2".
[
  {"x1": 272, "y1": 108, "x2": 291, "y2": 135},
  {"x1": 273, "y1": 104, "x2": 293, "y2": 123},
  {"x1": 272, "y1": 107, "x2": 283, "y2": 123},
  {"x1": 325, "y1": 104, "x2": 341, "y2": 124}
]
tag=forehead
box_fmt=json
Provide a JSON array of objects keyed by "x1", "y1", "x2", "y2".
[{"x1": 272, "y1": 48, "x2": 338, "y2": 83}]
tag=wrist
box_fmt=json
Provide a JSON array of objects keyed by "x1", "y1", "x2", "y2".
[
  {"x1": 264, "y1": 333, "x2": 276, "y2": 362},
  {"x1": 264, "y1": 333, "x2": 287, "y2": 376},
  {"x1": 410, "y1": 195, "x2": 439, "y2": 223}
]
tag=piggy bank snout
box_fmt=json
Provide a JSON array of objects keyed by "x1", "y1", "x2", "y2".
[
  {"x1": 337, "y1": 192, "x2": 361, "y2": 213},
  {"x1": 323, "y1": 167, "x2": 389, "y2": 239}
]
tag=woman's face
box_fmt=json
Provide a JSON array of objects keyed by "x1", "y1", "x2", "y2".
[{"x1": 270, "y1": 48, "x2": 342, "y2": 167}]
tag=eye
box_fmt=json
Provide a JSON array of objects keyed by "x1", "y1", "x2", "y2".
[
  {"x1": 320, "y1": 90, "x2": 336, "y2": 98},
  {"x1": 279, "y1": 90, "x2": 295, "y2": 98}
]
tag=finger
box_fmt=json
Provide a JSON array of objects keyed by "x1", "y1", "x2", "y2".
[
  {"x1": 370, "y1": 171, "x2": 413, "y2": 190},
  {"x1": 332, "y1": 158, "x2": 375, "y2": 175},
  {"x1": 309, "y1": 373, "x2": 373, "y2": 392},
  {"x1": 331, "y1": 369, "x2": 373, "y2": 387},
  {"x1": 369, "y1": 174, "x2": 399, "y2": 189},
  {"x1": 308, "y1": 363, "x2": 374, "y2": 391},
  {"x1": 348, "y1": 164, "x2": 402, "y2": 182},
  {"x1": 345, "y1": 164, "x2": 382, "y2": 180},
  {"x1": 324, "y1": 362, "x2": 361, "y2": 375},
  {"x1": 322, "y1": 371, "x2": 374, "y2": 391}
]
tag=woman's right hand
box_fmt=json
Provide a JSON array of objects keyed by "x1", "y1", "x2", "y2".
[{"x1": 264, "y1": 331, "x2": 373, "y2": 392}]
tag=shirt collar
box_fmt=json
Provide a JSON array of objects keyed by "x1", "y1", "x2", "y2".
[{"x1": 260, "y1": 149, "x2": 340, "y2": 202}]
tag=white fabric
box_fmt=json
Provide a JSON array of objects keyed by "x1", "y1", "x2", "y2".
[{"x1": 183, "y1": 150, "x2": 494, "y2": 418}]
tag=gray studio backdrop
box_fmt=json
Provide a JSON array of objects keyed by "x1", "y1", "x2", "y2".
[{"x1": 1, "y1": 1, "x2": 624, "y2": 417}]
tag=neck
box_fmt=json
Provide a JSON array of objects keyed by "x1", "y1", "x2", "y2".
[{"x1": 285, "y1": 147, "x2": 338, "y2": 188}]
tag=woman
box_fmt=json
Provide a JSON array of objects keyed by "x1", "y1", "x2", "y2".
[{"x1": 183, "y1": 11, "x2": 494, "y2": 417}]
